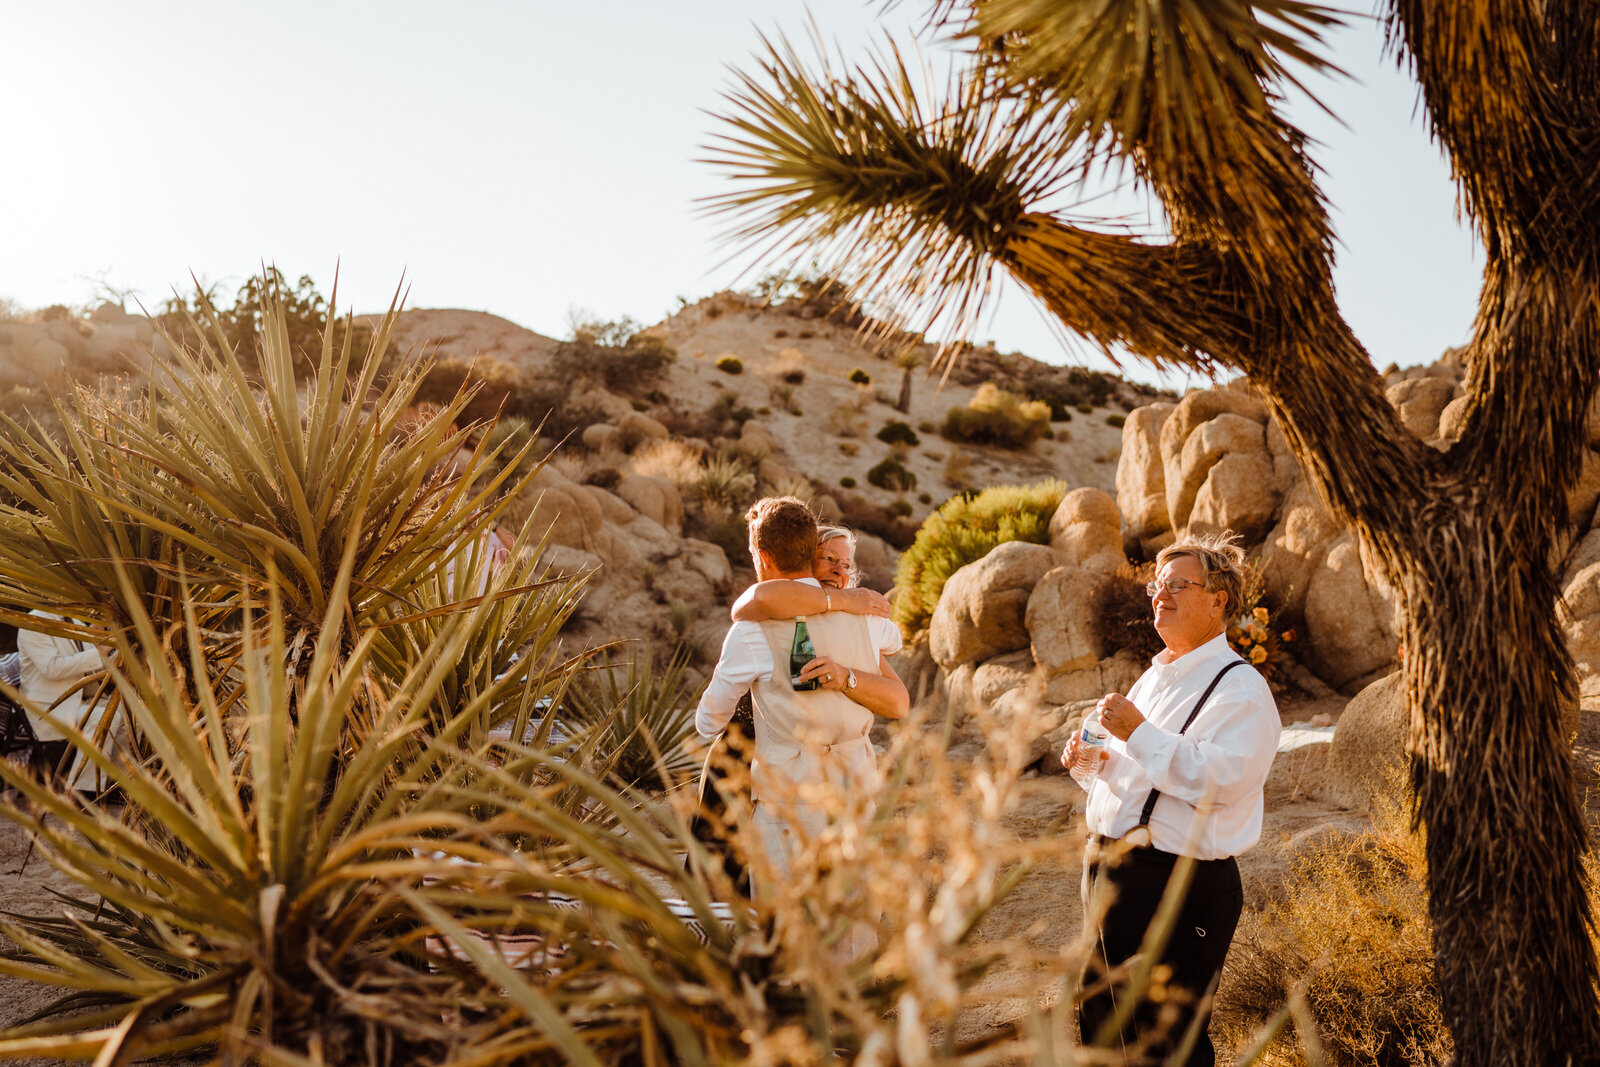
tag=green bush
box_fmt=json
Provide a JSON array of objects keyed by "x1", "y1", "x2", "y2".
[
  {"x1": 891, "y1": 498, "x2": 914, "y2": 517},
  {"x1": 893, "y1": 480, "x2": 1068, "y2": 638},
  {"x1": 867, "y1": 456, "x2": 916, "y2": 492},
  {"x1": 876, "y1": 420, "x2": 920, "y2": 447},
  {"x1": 1075, "y1": 402, "x2": 1094, "y2": 415},
  {"x1": 849, "y1": 368, "x2": 871, "y2": 385},
  {"x1": 562, "y1": 645, "x2": 706, "y2": 791},
  {"x1": 940, "y1": 384, "x2": 1052, "y2": 450},
  {"x1": 716, "y1": 355, "x2": 744, "y2": 374},
  {"x1": 1105, "y1": 413, "x2": 1126, "y2": 428},
  {"x1": 840, "y1": 475, "x2": 857, "y2": 488},
  {"x1": 918, "y1": 492, "x2": 932, "y2": 504}
]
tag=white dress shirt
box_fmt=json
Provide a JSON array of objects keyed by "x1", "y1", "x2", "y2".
[
  {"x1": 1083, "y1": 632, "x2": 1281, "y2": 860},
  {"x1": 695, "y1": 578, "x2": 904, "y2": 739}
]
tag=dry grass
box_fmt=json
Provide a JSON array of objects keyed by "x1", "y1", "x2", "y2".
[{"x1": 627, "y1": 438, "x2": 701, "y2": 488}]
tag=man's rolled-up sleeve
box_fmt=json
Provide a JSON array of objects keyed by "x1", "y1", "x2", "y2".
[
  {"x1": 695, "y1": 624, "x2": 773, "y2": 738},
  {"x1": 1122, "y1": 684, "x2": 1280, "y2": 807}
]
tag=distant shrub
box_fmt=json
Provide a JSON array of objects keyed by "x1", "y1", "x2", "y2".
[
  {"x1": 840, "y1": 476, "x2": 857, "y2": 488},
  {"x1": 628, "y1": 439, "x2": 701, "y2": 488},
  {"x1": 838, "y1": 441, "x2": 860, "y2": 456},
  {"x1": 769, "y1": 382, "x2": 802, "y2": 415},
  {"x1": 716, "y1": 355, "x2": 744, "y2": 374},
  {"x1": 876, "y1": 420, "x2": 920, "y2": 447},
  {"x1": 708, "y1": 390, "x2": 754, "y2": 427},
  {"x1": 1076, "y1": 402, "x2": 1094, "y2": 415},
  {"x1": 554, "y1": 314, "x2": 677, "y2": 393},
  {"x1": 893, "y1": 480, "x2": 1067, "y2": 638},
  {"x1": 1105, "y1": 413, "x2": 1126, "y2": 428},
  {"x1": 774, "y1": 329, "x2": 788, "y2": 338},
  {"x1": 941, "y1": 384, "x2": 1052, "y2": 450},
  {"x1": 692, "y1": 455, "x2": 756, "y2": 514},
  {"x1": 849, "y1": 368, "x2": 872, "y2": 385},
  {"x1": 834, "y1": 493, "x2": 919, "y2": 553},
  {"x1": 1090, "y1": 563, "x2": 1164, "y2": 663},
  {"x1": 867, "y1": 457, "x2": 917, "y2": 492},
  {"x1": 918, "y1": 492, "x2": 932, "y2": 504},
  {"x1": 942, "y1": 448, "x2": 972, "y2": 489},
  {"x1": 917, "y1": 420, "x2": 937, "y2": 434},
  {"x1": 891, "y1": 499, "x2": 914, "y2": 517}
]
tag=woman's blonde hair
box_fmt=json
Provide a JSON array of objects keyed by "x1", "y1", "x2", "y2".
[{"x1": 1156, "y1": 531, "x2": 1247, "y2": 617}]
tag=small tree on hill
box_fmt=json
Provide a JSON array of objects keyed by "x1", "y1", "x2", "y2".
[{"x1": 706, "y1": 3, "x2": 1600, "y2": 1063}]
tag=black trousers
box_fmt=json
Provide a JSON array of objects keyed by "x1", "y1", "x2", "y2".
[
  {"x1": 1079, "y1": 839, "x2": 1243, "y2": 1067},
  {"x1": 686, "y1": 695, "x2": 755, "y2": 896}
]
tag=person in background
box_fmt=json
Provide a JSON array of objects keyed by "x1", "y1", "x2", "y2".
[
  {"x1": 689, "y1": 522, "x2": 907, "y2": 889},
  {"x1": 694, "y1": 499, "x2": 905, "y2": 934},
  {"x1": 17, "y1": 610, "x2": 112, "y2": 794},
  {"x1": 1062, "y1": 533, "x2": 1280, "y2": 1066}
]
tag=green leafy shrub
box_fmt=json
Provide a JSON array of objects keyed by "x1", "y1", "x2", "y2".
[
  {"x1": 867, "y1": 456, "x2": 916, "y2": 492},
  {"x1": 840, "y1": 476, "x2": 857, "y2": 488},
  {"x1": 940, "y1": 384, "x2": 1052, "y2": 450},
  {"x1": 1076, "y1": 402, "x2": 1094, "y2": 415},
  {"x1": 716, "y1": 355, "x2": 744, "y2": 374},
  {"x1": 554, "y1": 314, "x2": 677, "y2": 393},
  {"x1": 891, "y1": 498, "x2": 914, "y2": 517},
  {"x1": 693, "y1": 455, "x2": 757, "y2": 513},
  {"x1": 562, "y1": 645, "x2": 707, "y2": 791},
  {"x1": 876, "y1": 420, "x2": 920, "y2": 447},
  {"x1": 893, "y1": 480, "x2": 1067, "y2": 638},
  {"x1": 849, "y1": 368, "x2": 871, "y2": 385},
  {"x1": 918, "y1": 492, "x2": 932, "y2": 504},
  {"x1": 1106, "y1": 413, "x2": 1126, "y2": 427}
]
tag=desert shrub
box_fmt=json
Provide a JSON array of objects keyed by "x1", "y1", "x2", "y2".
[
  {"x1": 628, "y1": 438, "x2": 701, "y2": 487},
  {"x1": 693, "y1": 455, "x2": 757, "y2": 513},
  {"x1": 917, "y1": 420, "x2": 937, "y2": 434},
  {"x1": 849, "y1": 368, "x2": 871, "y2": 385},
  {"x1": 561, "y1": 645, "x2": 706, "y2": 791},
  {"x1": 840, "y1": 476, "x2": 857, "y2": 488},
  {"x1": 416, "y1": 353, "x2": 529, "y2": 424},
  {"x1": 918, "y1": 492, "x2": 932, "y2": 504},
  {"x1": 876, "y1": 420, "x2": 920, "y2": 447},
  {"x1": 554, "y1": 313, "x2": 677, "y2": 393},
  {"x1": 763, "y1": 475, "x2": 815, "y2": 506},
  {"x1": 867, "y1": 456, "x2": 917, "y2": 492},
  {"x1": 709, "y1": 389, "x2": 755, "y2": 426},
  {"x1": 768, "y1": 382, "x2": 803, "y2": 415},
  {"x1": 1106, "y1": 413, "x2": 1126, "y2": 427},
  {"x1": 839, "y1": 440, "x2": 861, "y2": 456},
  {"x1": 1090, "y1": 563, "x2": 1165, "y2": 663},
  {"x1": 1216, "y1": 798, "x2": 1457, "y2": 1066},
  {"x1": 1076, "y1": 402, "x2": 1094, "y2": 415},
  {"x1": 891, "y1": 498, "x2": 914, "y2": 517},
  {"x1": 942, "y1": 448, "x2": 973, "y2": 489},
  {"x1": 940, "y1": 384, "x2": 1052, "y2": 449},
  {"x1": 716, "y1": 355, "x2": 744, "y2": 374},
  {"x1": 835, "y1": 492, "x2": 919, "y2": 552},
  {"x1": 893, "y1": 479, "x2": 1067, "y2": 638},
  {"x1": 517, "y1": 382, "x2": 607, "y2": 445}
]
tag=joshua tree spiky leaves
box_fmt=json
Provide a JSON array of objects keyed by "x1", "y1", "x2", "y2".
[{"x1": 707, "y1": 2, "x2": 1600, "y2": 1063}]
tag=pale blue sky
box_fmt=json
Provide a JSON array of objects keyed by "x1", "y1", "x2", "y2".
[{"x1": 1, "y1": 2, "x2": 1480, "y2": 389}]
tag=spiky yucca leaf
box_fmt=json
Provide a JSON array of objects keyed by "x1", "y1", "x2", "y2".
[
  {"x1": 561, "y1": 644, "x2": 707, "y2": 791},
  {"x1": 704, "y1": 31, "x2": 1084, "y2": 344}
]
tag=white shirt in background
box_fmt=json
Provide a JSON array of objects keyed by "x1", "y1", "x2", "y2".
[{"x1": 1083, "y1": 632, "x2": 1281, "y2": 860}]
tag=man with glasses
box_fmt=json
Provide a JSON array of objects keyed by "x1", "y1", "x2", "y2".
[{"x1": 1061, "y1": 533, "x2": 1280, "y2": 1066}]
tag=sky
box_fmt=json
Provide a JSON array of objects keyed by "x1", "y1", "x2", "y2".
[{"x1": 1, "y1": 2, "x2": 1482, "y2": 391}]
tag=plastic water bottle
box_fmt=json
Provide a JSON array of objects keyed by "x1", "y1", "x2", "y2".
[{"x1": 1070, "y1": 713, "x2": 1110, "y2": 788}]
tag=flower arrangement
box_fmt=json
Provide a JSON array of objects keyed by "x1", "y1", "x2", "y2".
[{"x1": 1227, "y1": 568, "x2": 1294, "y2": 678}]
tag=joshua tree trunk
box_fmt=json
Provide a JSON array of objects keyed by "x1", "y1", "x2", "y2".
[
  {"x1": 896, "y1": 364, "x2": 913, "y2": 414},
  {"x1": 706, "y1": 2, "x2": 1600, "y2": 1058}
]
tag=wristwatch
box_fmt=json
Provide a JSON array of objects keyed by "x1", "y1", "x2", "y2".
[{"x1": 845, "y1": 669, "x2": 858, "y2": 690}]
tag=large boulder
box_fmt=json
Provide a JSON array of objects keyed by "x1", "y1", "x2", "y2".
[
  {"x1": 1324, "y1": 672, "x2": 1407, "y2": 811},
  {"x1": 1048, "y1": 488, "x2": 1124, "y2": 573},
  {"x1": 1166, "y1": 413, "x2": 1268, "y2": 533},
  {"x1": 1386, "y1": 376, "x2": 1458, "y2": 440},
  {"x1": 581, "y1": 422, "x2": 623, "y2": 454},
  {"x1": 1116, "y1": 403, "x2": 1175, "y2": 556},
  {"x1": 1302, "y1": 535, "x2": 1400, "y2": 689},
  {"x1": 1041, "y1": 650, "x2": 1145, "y2": 705},
  {"x1": 1025, "y1": 566, "x2": 1104, "y2": 675},
  {"x1": 929, "y1": 541, "x2": 1060, "y2": 668},
  {"x1": 1186, "y1": 452, "x2": 1279, "y2": 545},
  {"x1": 1563, "y1": 528, "x2": 1600, "y2": 699},
  {"x1": 616, "y1": 473, "x2": 684, "y2": 534},
  {"x1": 1257, "y1": 482, "x2": 1343, "y2": 618},
  {"x1": 616, "y1": 410, "x2": 669, "y2": 449}
]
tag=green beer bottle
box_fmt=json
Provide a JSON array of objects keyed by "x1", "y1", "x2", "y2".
[{"x1": 790, "y1": 616, "x2": 821, "y2": 691}]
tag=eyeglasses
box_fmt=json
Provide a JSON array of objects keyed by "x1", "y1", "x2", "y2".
[{"x1": 1146, "y1": 577, "x2": 1206, "y2": 598}]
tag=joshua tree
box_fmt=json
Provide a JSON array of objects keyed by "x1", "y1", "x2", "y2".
[
  {"x1": 894, "y1": 345, "x2": 922, "y2": 414},
  {"x1": 707, "y1": 2, "x2": 1600, "y2": 1063}
]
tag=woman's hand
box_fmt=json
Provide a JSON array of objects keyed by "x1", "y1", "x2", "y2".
[
  {"x1": 832, "y1": 587, "x2": 892, "y2": 618},
  {"x1": 796, "y1": 655, "x2": 851, "y2": 691}
]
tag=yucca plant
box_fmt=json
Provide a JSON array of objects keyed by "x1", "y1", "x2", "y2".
[
  {"x1": 560, "y1": 644, "x2": 706, "y2": 791},
  {"x1": 691, "y1": 454, "x2": 756, "y2": 515}
]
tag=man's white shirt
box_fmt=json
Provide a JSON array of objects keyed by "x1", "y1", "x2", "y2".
[
  {"x1": 1084, "y1": 632, "x2": 1281, "y2": 860},
  {"x1": 695, "y1": 577, "x2": 904, "y2": 739}
]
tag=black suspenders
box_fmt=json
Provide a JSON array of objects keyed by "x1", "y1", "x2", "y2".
[{"x1": 1136, "y1": 660, "x2": 1248, "y2": 832}]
